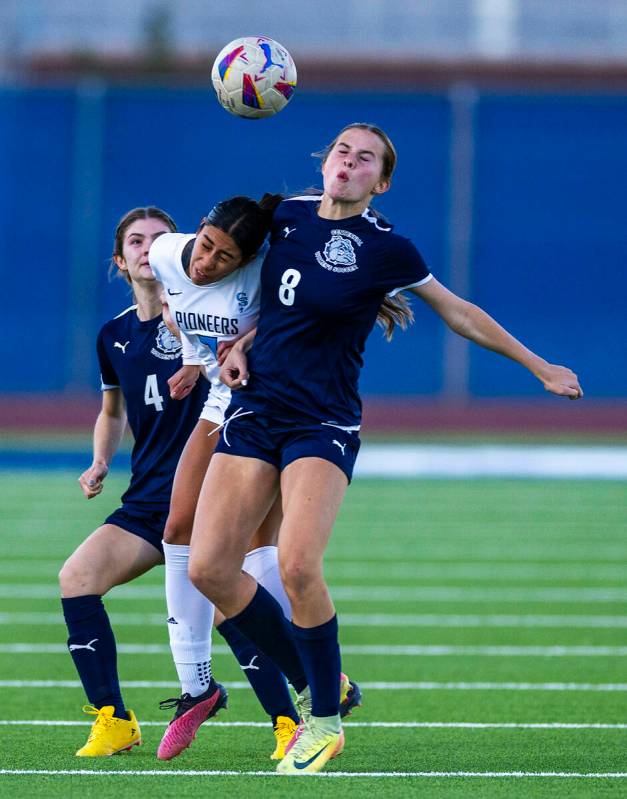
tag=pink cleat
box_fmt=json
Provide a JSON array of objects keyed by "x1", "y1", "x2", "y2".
[{"x1": 157, "y1": 682, "x2": 227, "y2": 760}]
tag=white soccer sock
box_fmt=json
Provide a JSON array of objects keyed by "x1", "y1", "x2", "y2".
[
  {"x1": 163, "y1": 542, "x2": 215, "y2": 697},
  {"x1": 243, "y1": 545, "x2": 292, "y2": 620}
]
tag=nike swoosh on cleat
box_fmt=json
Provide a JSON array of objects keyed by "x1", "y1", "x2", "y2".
[{"x1": 293, "y1": 741, "x2": 332, "y2": 770}]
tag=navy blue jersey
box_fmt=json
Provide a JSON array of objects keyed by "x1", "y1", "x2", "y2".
[
  {"x1": 97, "y1": 306, "x2": 206, "y2": 508},
  {"x1": 234, "y1": 198, "x2": 431, "y2": 427}
]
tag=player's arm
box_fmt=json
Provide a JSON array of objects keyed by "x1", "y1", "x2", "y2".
[
  {"x1": 219, "y1": 327, "x2": 257, "y2": 388},
  {"x1": 168, "y1": 331, "x2": 202, "y2": 400},
  {"x1": 160, "y1": 293, "x2": 181, "y2": 341},
  {"x1": 410, "y1": 277, "x2": 583, "y2": 399},
  {"x1": 216, "y1": 325, "x2": 257, "y2": 366},
  {"x1": 78, "y1": 388, "x2": 127, "y2": 499}
]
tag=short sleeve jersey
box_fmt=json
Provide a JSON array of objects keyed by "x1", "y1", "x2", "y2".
[
  {"x1": 235, "y1": 197, "x2": 432, "y2": 428},
  {"x1": 149, "y1": 233, "x2": 265, "y2": 385},
  {"x1": 97, "y1": 306, "x2": 206, "y2": 509}
]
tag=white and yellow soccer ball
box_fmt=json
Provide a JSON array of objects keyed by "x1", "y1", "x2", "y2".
[{"x1": 211, "y1": 36, "x2": 297, "y2": 119}]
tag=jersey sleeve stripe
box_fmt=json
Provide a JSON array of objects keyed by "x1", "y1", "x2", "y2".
[
  {"x1": 387, "y1": 273, "x2": 433, "y2": 297},
  {"x1": 113, "y1": 304, "x2": 138, "y2": 319},
  {"x1": 284, "y1": 195, "x2": 321, "y2": 202}
]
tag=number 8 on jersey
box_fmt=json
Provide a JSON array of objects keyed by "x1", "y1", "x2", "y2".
[{"x1": 278, "y1": 269, "x2": 302, "y2": 306}]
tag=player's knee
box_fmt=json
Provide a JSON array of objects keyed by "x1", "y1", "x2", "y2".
[
  {"x1": 163, "y1": 516, "x2": 193, "y2": 545},
  {"x1": 188, "y1": 558, "x2": 222, "y2": 598},
  {"x1": 280, "y1": 556, "x2": 319, "y2": 601},
  {"x1": 59, "y1": 556, "x2": 102, "y2": 597}
]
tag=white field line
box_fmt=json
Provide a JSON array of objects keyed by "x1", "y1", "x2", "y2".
[
  {"x1": 3, "y1": 561, "x2": 626, "y2": 582},
  {"x1": 0, "y1": 768, "x2": 625, "y2": 779},
  {"x1": 355, "y1": 444, "x2": 627, "y2": 479},
  {"x1": 0, "y1": 556, "x2": 627, "y2": 568},
  {"x1": 330, "y1": 547, "x2": 627, "y2": 562},
  {"x1": 3, "y1": 611, "x2": 627, "y2": 629},
  {"x1": 1, "y1": 643, "x2": 625, "y2": 657},
  {"x1": 326, "y1": 563, "x2": 627, "y2": 581},
  {"x1": 1, "y1": 680, "x2": 625, "y2": 692},
  {"x1": 1, "y1": 719, "x2": 625, "y2": 730},
  {"x1": 2, "y1": 584, "x2": 627, "y2": 602}
]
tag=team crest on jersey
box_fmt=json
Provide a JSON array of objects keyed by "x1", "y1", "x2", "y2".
[
  {"x1": 236, "y1": 291, "x2": 249, "y2": 313},
  {"x1": 151, "y1": 321, "x2": 182, "y2": 361},
  {"x1": 315, "y1": 229, "x2": 362, "y2": 273}
]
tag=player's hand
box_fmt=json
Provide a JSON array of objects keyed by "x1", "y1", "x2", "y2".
[
  {"x1": 217, "y1": 340, "x2": 234, "y2": 366},
  {"x1": 538, "y1": 363, "x2": 583, "y2": 400},
  {"x1": 168, "y1": 365, "x2": 201, "y2": 400},
  {"x1": 220, "y1": 347, "x2": 249, "y2": 388},
  {"x1": 78, "y1": 461, "x2": 109, "y2": 499},
  {"x1": 160, "y1": 294, "x2": 181, "y2": 340}
]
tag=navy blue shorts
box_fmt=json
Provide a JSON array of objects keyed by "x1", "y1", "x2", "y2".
[
  {"x1": 214, "y1": 406, "x2": 361, "y2": 483},
  {"x1": 104, "y1": 504, "x2": 167, "y2": 554}
]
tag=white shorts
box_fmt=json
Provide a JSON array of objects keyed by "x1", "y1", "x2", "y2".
[{"x1": 199, "y1": 380, "x2": 231, "y2": 426}]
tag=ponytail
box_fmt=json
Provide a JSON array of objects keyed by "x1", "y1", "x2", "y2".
[
  {"x1": 203, "y1": 193, "x2": 283, "y2": 260},
  {"x1": 259, "y1": 192, "x2": 284, "y2": 214},
  {"x1": 376, "y1": 292, "x2": 414, "y2": 340}
]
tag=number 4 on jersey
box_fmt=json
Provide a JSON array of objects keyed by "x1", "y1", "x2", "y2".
[{"x1": 144, "y1": 373, "x2": 164, "y2": 412}]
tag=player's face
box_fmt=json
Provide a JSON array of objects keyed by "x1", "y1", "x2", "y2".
[
  {"x1": 116, "y1": 218, "x2": 171, "y2": 284},
  {"x1": 189, "y1": 225, "x2": 245, "y2": 285},
  {"x1": 321, "y1": 128, "x2": 390, "y2": 206}
]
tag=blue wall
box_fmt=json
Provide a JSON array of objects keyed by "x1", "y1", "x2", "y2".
[{"x1": 1, "y1": 86, "x2": 625, "y2": 398}]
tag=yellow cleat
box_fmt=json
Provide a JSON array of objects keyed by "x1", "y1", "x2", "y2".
[
  {"x1": 270, "y1": 715, "x2": 298, "y2": 760},
  {"x1": 277, "y1": 716, "x2": 343, "y2": 775},
  {"x1": 76, "y1": 705, "x2": 141, "y2": 757},
  {"x1": 339, "y1": 672, "x2": 362, "y2": 717}
]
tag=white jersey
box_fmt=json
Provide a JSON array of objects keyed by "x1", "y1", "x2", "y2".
[{"x1": 149, "y1": 232, "x2": 264, "y2": 421}]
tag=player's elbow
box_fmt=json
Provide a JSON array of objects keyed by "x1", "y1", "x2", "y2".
[{"x1": 447, "y1": 300, "x2": 478, "y2": 338}]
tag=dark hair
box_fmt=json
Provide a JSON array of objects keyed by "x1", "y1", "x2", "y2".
[
  {"x1": 203, "y1": 193, "x2": 283, "y2": 261},
  {"x1": 111, "y1": 206, "x2": 177, "y2": 285},
  {"x1": 313, "y1": 122, "x2": 397, "y2": 183}
]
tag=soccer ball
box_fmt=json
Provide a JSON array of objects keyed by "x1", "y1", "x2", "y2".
[{"x1": 211, "y1": 36, "x2": 297, "y2": 119}]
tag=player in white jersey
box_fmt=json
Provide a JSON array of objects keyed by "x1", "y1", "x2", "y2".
[
  {"x1": 149, "y1": 196, "x2": 299, "y2": 760},
  {"x1": 149, "y1": 222, "x2": 263, "y2": 422},
  {"x1": 149, "y1": 196, "x2": 361, "y2": 760}
]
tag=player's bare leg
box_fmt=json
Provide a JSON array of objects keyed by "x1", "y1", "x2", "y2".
[{"x1": 189, "y1": 453, "x2": 280, "y2": 615}]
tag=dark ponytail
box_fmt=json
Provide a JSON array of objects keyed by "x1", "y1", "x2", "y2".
[
  {"x1": 203, "y1": 193, "x2": 283, "y2": 261},
  {"x1": 259, "y1": 192, "x2": 284, "y2": 214}
]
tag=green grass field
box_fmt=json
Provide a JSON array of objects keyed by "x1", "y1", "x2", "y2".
[{"x1": 0, "y1": 472, "x2": 625, "y2": 797}]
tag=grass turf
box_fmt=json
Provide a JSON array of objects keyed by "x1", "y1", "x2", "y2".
[{"x1": 0, "y1": 472, "x2": 625, "y2": 797}]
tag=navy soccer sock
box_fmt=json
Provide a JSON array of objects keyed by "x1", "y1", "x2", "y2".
[
  {"x1": 61, "y1": 594, "x2": 127, "y2": 720},
  {"x1": 291, "y1": 614, "x2": 341, "y2": 718},
  {"x1": 228, "y1": 584, "x2": 307, "y2": 694},
  {"x1": 217, "y1": 619, "x2": 298, "y2": 723}
]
